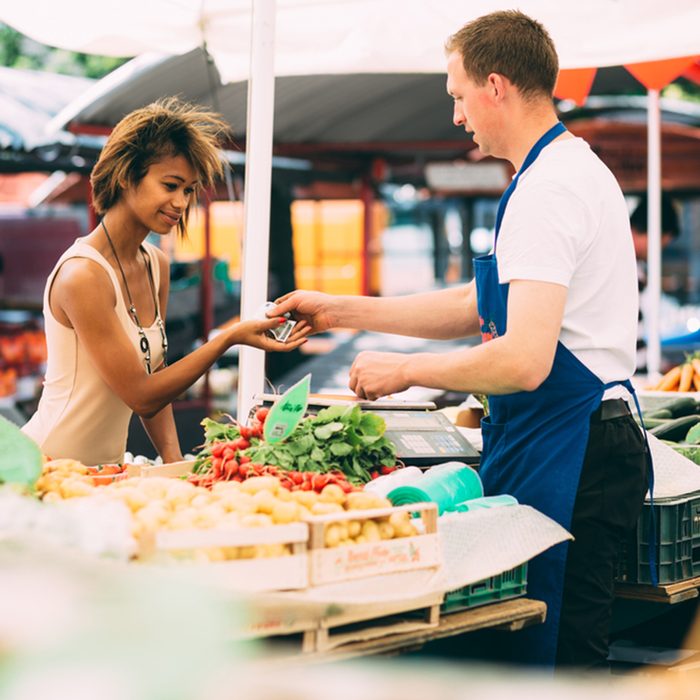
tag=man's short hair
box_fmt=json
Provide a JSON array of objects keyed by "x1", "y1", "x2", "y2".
[
  {"x1": 445, "y1": 10, "x2": 559, "y2": 100},
  {"x1": 630, "y1": 194, "x2": 681, "y2": 239}
]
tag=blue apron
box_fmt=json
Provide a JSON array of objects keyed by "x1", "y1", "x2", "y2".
[{"x1": 475, "y1": 122, "x2": 655, "y2": 667}]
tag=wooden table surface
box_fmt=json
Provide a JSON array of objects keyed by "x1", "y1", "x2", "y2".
[
  {"x1": 615, "y1": 575, "x2": 700, "y2": 605},
  {"x1": 288, "y1": 598, "x2": 547, "y2": 663}
]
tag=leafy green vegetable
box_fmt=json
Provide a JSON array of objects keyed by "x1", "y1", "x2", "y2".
[{"x1": 244, "y1": 406, "x2": 396, "y2": 483}]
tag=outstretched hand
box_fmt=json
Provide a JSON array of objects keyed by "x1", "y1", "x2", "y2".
[
  {"x1": 269, "y1": 290, "x2": 337, "y2": 334},
  {"x1": 223, "y1": 317, "x2": 311, "y2": 352}
]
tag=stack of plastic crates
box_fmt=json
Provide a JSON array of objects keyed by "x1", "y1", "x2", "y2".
[
  {"x1": 616, "y1": 493, "x2": 700, "y2": 584},
  {"x1": 441, "y1": 563, "x2": 528, "y2": 613}
]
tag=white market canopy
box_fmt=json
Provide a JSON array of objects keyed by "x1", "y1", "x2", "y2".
[
  {"x1": 3, "y1": 0, "x2": 700, "y2": 409},
  {"x1": 3, "y1": 0, "x2": 700, "y2": 79}
]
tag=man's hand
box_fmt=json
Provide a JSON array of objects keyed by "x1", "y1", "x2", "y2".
[
  {"x1": 271, "y1": 291, "x2": 337, "y2": 334},
  {"x1": 228, "y1": 317, "x2": 311, "y2": 351},
  {"x1": 349, "y1": 351, "x2": 413, "y2": 400}
]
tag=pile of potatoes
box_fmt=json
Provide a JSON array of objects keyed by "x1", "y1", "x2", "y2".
[
  {"x1": 34, "y1": 470, "x2": 420, "y2": 561},
  {"x1": 36, "y1": 459, "x2": 96, "y2": 501}
]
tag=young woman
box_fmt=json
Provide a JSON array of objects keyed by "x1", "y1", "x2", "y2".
[{"x1": 23, "y1": 98, "x2": 308, "y2": 466}]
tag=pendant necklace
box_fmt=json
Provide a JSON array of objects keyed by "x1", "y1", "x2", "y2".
[{"x1": 101, "y1": 220, "x2": 168, "y2": 373}]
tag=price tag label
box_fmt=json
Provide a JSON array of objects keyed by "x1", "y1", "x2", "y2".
[{"x1": 264, "y1": 374, "x2": 311, "y2": 444}]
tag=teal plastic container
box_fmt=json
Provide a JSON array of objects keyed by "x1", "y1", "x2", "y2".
[
  {"x1": 387, "y1": 463, "x2": 483, "y2": 514},
  {"x1": 456, "y1": 495, "x2": 518, "y2": 512}
]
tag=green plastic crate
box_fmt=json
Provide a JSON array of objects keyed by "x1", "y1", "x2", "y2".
[
  {"x1": 441, "y1": 563, "x2": 528, "y2": 613},
  {"x1": 616, "y1": 493, "x2": 700, "y2": 585}
]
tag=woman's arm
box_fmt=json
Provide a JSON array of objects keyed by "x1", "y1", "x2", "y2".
[{"x1": 52, "y1": 257, "x2": 309, "y2": 419}]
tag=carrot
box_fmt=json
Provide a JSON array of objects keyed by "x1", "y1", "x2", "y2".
[
  {"x1": 692, "y1": 359, "x2": 700, "y2": 378},
  {"x1": 679, "y1": 363, "x2": 694, "y2": 392},
  {"x1": 693, "y1": 373, "x2": 700, "y2": 392},
  {"x1": 656, "y1": 365, "x2": 682, "y2": 391}
]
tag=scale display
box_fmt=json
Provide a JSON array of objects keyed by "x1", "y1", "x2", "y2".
[{"x1": 380, "y1": 411, "x2": 480, "y2": 467}]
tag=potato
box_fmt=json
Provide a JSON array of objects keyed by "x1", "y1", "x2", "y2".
[
  {"x1": 119, "y1": 487, "x2": 149, "y2": 512},
  {"x1": 211, "y1": 481, "x2": 241, "y2": 495},
  {"x1": 252, "y1": 489, "x2": 277, "y2": 515},
  {"x1": 319, "y1": 484, "x2": 345, "y2": 505},
  {"x1": 275, "y1": 487, "x2": 293, "y2": 502},
  {"x1": 311, "y1": 502, "x2": 344, "y2": 515},
  {"x1": 190, "y1": 493, "x2": 213, "y2": 509},
  {"x1": 222, "y1": 546, "x2": 240, "y2": 560},
  {"x1": 361, "y1": 520, "x2": 381, "y2": 542},
  {"x1": 239, "y1": 476, "x2": 280, "y2": 495},
  {"x1": 378, "y1": 522, "x2": 395, "y2": 540},
  {"x1": 271, "y1": 500, "x2": 300, "y2": 524},
  {"x1": 217, "y1": 491, "x2": 255, "y2": 512},
  {"x1": 240, "y1": 513, "x2": 274, "y2": 528},
  {"x1": 139, "y1": 478, "x2": 172, "y2": 500},
  {"x1": 237, "y1": 546, "x2": 258, "y2": 559},
  {"x1": 389, "y1": 511, "x2": 415, "y2": 537},
  {"x1": 290, "y1": 490, "x2": 318, "y2": 509},
  {"x1": 195, "y1": 504, "x2": 226, "y2": 528},
  {"x1": 165, "y1": 480, "x2": 196, "y2": 507},
  {"x1": 345, "y1": 492, "x2": 389, "y2": 511},
  {"x1": 205, "y1": 547, "x2": 226, "y2": 562},
  {"x1": 324, "y1": 524, "x2": 342, "y2": 548},
  {"x1": 348, "y1": 520, "x2": 362, "y2": 538}
]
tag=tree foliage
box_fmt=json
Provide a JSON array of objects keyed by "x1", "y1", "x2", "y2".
[{"x1": 0, "y1": 23, "x2": 129, "y2": 78}]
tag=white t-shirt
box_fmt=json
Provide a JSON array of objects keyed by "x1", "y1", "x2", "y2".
[{"x1": 496, "y1": 137, "x2": 638, "y2": 384}]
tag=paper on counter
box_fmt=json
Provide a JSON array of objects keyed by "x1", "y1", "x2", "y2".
[
  {"x1": 646, "y1": 432, "x2": 700, "y2": 500},
  {"x1": 437, "y1": 505, "x2": 571, "y2": 590}
]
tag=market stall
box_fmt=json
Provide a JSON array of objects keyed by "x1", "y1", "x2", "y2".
[{"x1": 0, "y1": 383, "x2": 572, "y2": 660}]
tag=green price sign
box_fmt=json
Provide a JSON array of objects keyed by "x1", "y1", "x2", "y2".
[{"x1": 263, "y1": 374, "x2": 311, "y2": 444}]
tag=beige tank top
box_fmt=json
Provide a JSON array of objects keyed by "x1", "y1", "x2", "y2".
[{"x1": 22, "y1": 239, "x2": 165, "y2": 465}]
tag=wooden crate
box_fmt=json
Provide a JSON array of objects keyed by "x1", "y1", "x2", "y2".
[
  {"x1": 127, "y1": 460, "x2": 196, "y2": 478},
  {"x1": 306, "y1": 502, "x2": 440, "y2": 585},
  {"x1": 140, "y1": 522, "x2": 309, "y2": 591}
]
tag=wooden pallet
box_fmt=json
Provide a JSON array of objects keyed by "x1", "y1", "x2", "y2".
[
  {"x1": 615, "y1": 575, "x2": 700, "y2": 604},
  {"x1": 301, "y1": 593, "x2": 443, "y2": 654}
]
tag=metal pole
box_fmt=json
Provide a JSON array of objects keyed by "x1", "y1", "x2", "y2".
[
  {"x1": 201, "y1": 193, "x2": 213, "y2": 411},
  {"x1": 361, "y1": 175, "x2": 374, "y2": 296},
  {"x1": 646, "y1": 88, "x2": 662, "y2": 378},
  {"x1": 237, "y1": 0, "x2": 276, "y2": 422}
]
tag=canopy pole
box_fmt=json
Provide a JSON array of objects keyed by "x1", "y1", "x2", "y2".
[
  {"x1": 646, "y1": 88, "x2": 662, "y2": 378},
  {"x1": 237, "y1": 0, "x2": 276, "y2": 422}
]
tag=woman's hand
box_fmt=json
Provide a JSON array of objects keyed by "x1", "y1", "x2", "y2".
[
  {"x1": 270, "y1": 291, "x2": 338, "y2": 334},
  {"x1": 226, "y1": 317, "x2": 311, "y2": 351}
]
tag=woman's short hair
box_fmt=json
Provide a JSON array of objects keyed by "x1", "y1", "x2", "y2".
[
  {"x1": 90, "y1": 97, "x2": 229, "y2": 237},
  {"x1": 445, "y1": 10, "x2": 559, "y2": 101}
]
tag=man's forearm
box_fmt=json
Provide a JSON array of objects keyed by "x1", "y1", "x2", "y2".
[
  {"x1": 331, "y1": 285, "x2": 480, "y2": 340},
  {"x1": 403, "y1": 337, "x2": 550, "y2": 395}
]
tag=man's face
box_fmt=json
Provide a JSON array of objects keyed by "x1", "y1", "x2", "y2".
[{"x1": 446, "y1": 51, "x2": 498, "y2": 157}]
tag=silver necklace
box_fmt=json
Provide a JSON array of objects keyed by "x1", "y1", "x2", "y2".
[{"x1": 101, "y1": 220, "x2": 168, "y2": 373}]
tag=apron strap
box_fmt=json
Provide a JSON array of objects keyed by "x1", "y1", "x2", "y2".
[
  {"x1": 495, "y1": 121, "x2": 567, "y2": 238},
  {"x1": 615, "y1": 379, "x2": 658, "y2": 587}
]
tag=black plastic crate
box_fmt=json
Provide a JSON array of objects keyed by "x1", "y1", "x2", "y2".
[
  {"x1": 616, "y1": 492, "x2": 700, "y2": 585},
  {"x1": 441, "y1": 563, "x2": 528, "y2": 613}
]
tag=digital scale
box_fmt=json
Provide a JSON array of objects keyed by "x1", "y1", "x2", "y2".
[
  {"x1": 254, "y1": 393, "x2": 481, "y2": 468},
  {"x1": 380, "y1": 409, "x2": 480, "y2": 467}
]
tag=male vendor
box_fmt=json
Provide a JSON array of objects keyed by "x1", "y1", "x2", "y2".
[{"x1": 272, "y1": 10, "x2": 647, "y2": 669}]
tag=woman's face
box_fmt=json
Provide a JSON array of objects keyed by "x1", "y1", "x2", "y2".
[{"x1": 123, "y1": 154, "x2": 199, "y2": 235}]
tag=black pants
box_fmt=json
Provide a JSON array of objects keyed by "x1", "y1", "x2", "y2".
[{"x1": 555, "y1": 406, "x2": 648, "y2": 669}]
